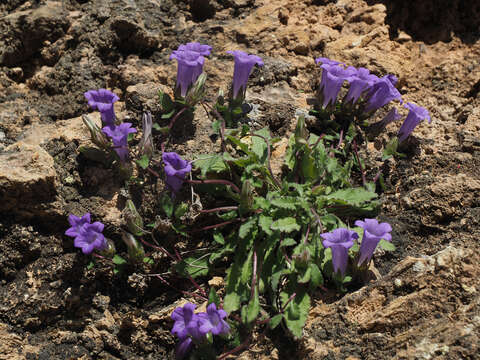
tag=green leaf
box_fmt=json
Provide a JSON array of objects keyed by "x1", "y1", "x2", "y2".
[
  {"x1": 213, "y1": 232, "x2": 225, "y2": 245},
  {"x1": 245, "y1": 288, "x2": 260, "y2": 324},
  {"x1": 281, "y1": 289, "x2": 310, "y2": 338},
  {"x1": 194, "y1": 154, "x2": 228, "y2": 177},
  {"x1": 159, "y1": 90, "x2": 174, "y2": 112},
  {"x1": 127, "y1": 133, "x2": 135, "y2": 142},
  {"x1": 143, "y1": 257, "x2": 154, "y2": 265},
  {"x1": 258, "y1": 215, "x2": 273, "y2": 235},
  {"x1": 324, "y1": 188, "x2": 378, "y2": 206},
  {"x1": 224, "y1": 250, "x2": 253, "y2": 313},
  {"x1": 135, "y1": 154, "x2": 150, "y2": 169},
  {"x1": 239, "y1": 218, "x2": 256, "y2": 239},
  {"x1": 269, "y1": 314, "x2": 283, "y2": 329},
  {"x1": 379, "y1": 239, "x2": 396, "y2": 251},
  {"x1": 280, "y1": 237, "x2": 297, "y2": 247},
  {"x1": 159, "y1": 193, "x2": 174, "y2": 218},
  {"x1": 161, "y1": 110, "x2": 175, "y2": 119},
  {"x1": 86, "y1": 261, "x2": 95, "y2": 270},
  {"x1": 113, "y1": 255, "x2": 127, "y2": 265},
  {"x1": 174, "y1": 202, "x2": 189, "y2": 219},
  {"x1": 270, "y1": 217, "x2": 301, "y2": 233},
  {"x1": 309, "y1": 263, "x2": 323, "y2": 288},
  {"x1": 270, "y1": 197, "x2": 298, "y2": 210},
  {"x1": 78, "y1": 146, "x2": 113, "y2": 166},
  {"x1": 174, "y1": 256, "x2": 209, "y2": 278},
  {"x1": 251, "y1": 128, "x2": 270, "y2": 164},
  {"x1": 208, "y1": 287, "x2": 221, "y2": 307},
  {"x1": 224, "y1": 293, "x2": 241, "y2": 314}
]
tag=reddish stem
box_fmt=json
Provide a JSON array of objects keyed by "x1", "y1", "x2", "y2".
[
  {"x1": 184, "y1": 178, "x2": 240, "y2": 193},
  {"x1": 190, "y1": 218, "x2": 241, "y2": 232},
  {"x1": 199, "y1": 206, "x2": 238, "y2": 214},
  {"x1": 139, "y1": 238, "x2": 177, "y2": 262}
]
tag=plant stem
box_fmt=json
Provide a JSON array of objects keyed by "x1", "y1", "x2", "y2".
[
  {"x1": 139, "y1": 238, "x2": 177, "y2": 262},
  {"x1": 280, "y1": 292, "x2": 297, "y2": 313},
  {"x1": 199, "y1": 206, "x2": 238, "y2": 214},
  {"x1": 168, "y1": 107, "x2": 187, "y2": 130},
  {"x1": 217, "y1": 336, "x2": 251, "y2": 360},
  {"x1": 184, "y1": 178, "x2": 240, "y2": 193},
  {"x1": 190, "y1": 218, "x2": 241, "y2": 232},
  {"x1": 352, "y1": 140, "x2": 367, "y2": 187},
  {"x1": 250, "y1": 248, "x2": 258, "y2": 299},
  {"x1": 154, "y1": 274, "x2": 207, "y2": 301}
]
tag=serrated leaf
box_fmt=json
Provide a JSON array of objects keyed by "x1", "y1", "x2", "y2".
[
  {"x1": 159, "y1": 91, "x2": 174, "y2": 112},
  {"x1": 324, "y1": 188, "x2": 378, "y2": 205},
  {"x1": 281, "y1": 289, "x2": 310, "y2": 338},
  {"x1": 258, "y1": 215, "x2": 273, "y2": 235},
  {"x1": 239, "y1": 218, "x2": 256, "y2": 239},
  {"x1": 194, "y1": 154, "x2": 228, "y2": 177},
  {"x1": 280, "y1": 238, "x2": 297, "y2": 247},
  {"x1": 270, "y1": 197, "x2": 298, "y2": 210},
  {"x1": 379, "y1": 239, "x2": 396, "y2": 251},
  {"x1": 174, "y1": 256, "x2": 209, "y2": 278},
  {"x1": 269, "y1": 314, "x2": 283, "y2": 329},
  {"x1": 135, "y1": 154, "x2": 150, "y2": 169},
  {"x1": 224, "y1": 249, "x2": 252, "y2": 313},
  {"x1": 113, "y1": 255, "x2": 127, "y2": 265},
  {"x1": 270, "y1": 217, "x2": 300, "y2": 233},
  {"x1": 224, "y1": 292, "x2": 241, "y2": 314},
  {"x1": 309, "y1": 263, "x2": 323, "y2": 288}
]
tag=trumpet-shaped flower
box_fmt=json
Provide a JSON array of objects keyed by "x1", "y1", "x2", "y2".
[
  {"x1": 178, "y1": 42, "x2": 212, "y2": 56},
  {"x1": 355, "y1": 218, "x2": 392, "y2": 266},
  {"x1": 318, "y1": 63, "x2": 356, "y2": 108},
  {"x1": 102, "y1": 123, "x2": 137, "y2": 161},
  {"x1": 84, "y1": 89, "x2": 119, "y2": 127},
  {"x1": 171, "y1": 302, "x2": 200, "y2": 340},
  {"x1": 398, "y1": 102, "x2": 431, "y2": 142},
  {"x1": 162, "y1": 152, "x2": 192, "y2": 193},
  {"x1": 170, "y1": 49, "x2": 206, "y2": 97},
  {"x1": 364, "y1": 75, "x2": 402, "y2": 113},
  {"x1": 65, "y1": 213, "x2": 107, "y2": 254},
  {"x1": 227, "y1": 50, "x2": 264, "y2": 99},
  {"x1": 65, "y1": 213, "x2": 91, "y2": 238},
  {"x1": 198, "y1": 303, "x2": 230, "y2": 336},
  {"x1": 344, "y1": 67, "x2": 379, "y2": 105},
  {"x1": 321, "y1": 228, "x2": 358, "y2": 276}
]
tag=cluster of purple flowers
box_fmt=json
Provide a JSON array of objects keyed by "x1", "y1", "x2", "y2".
[
  {"x1": 84, "y1": 89, "x2": 137, "y2": 161},
  {"x1": 65, "y1": 213, "x2": 107, "y2": 254},
  {"x1": 316, "y1": 58, "x2": 431, "y2": 142},
  {"x1": 320, "y1": 218, "x2": 392, "y2": 276},
  {"x1": 171, "y1": 302, "x2": 230, "y2": 359},
  {"x1": 170, "y1": 42, "x2": 263, "y2": 102}
]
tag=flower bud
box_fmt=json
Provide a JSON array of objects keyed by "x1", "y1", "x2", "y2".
[
  {"x1": 294, "y1": 115, "x2": 308, "y2": 146},
  {"x1": 186, "y1": 72, "x2": 207, "y2": 106},
  {"x1": 82, "y1": 114, "x2": 110, "y2": 149},
  {"x1": 123, "y1": 200, "x2": 144, "y2": 236},
  {"x1": 139, "y1": 112, "x2": 154, "y2": 158},
  {"x1": 121, "y1": 231, "x2": 145, "y2": 262},
  {"x1": 239, "y1": 180, "x2": 254, "y2": 215},
  {"x1": 100, "y1": 239, "x2": 116, "y2": 258}
]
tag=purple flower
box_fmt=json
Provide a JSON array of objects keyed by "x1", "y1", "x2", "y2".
[
  {"x1": 102, "y1": 123, "x2": 137, "y2": 161},
  {"x1": 344, "y1": 67, "x2": 379, "y2": 105},
  {"x1": 162, "y1": 152, "x2": 192, "y2": 193},
  {"x1": 227, "y1": 50, "x2": 264, "y2": 99},
  {"x1": 84, "y1": 89, "x2": 119, "y2": 127},
  {"x1": 171, "y1": 302, "x2": 199, "y2": 340},
  {"x1": 65, "y1": 213, "x2": 107, "y2": 254},
  {"x1": 176, "y1": 337, "x2": 193, "y2": 360},
  {"x1": 170, "y1": 49, "x2": 206, "y2": 97},
  {"x1": 65, "y1": 213, "x2": 91, "y2": 238},
  {"x1": 398, "y1": 102, "x2": 431, "y2": 142},
  {"x1": 198, "y1": 303, "x2": 230, "y2": 336},
  {"x1": 75, "y1": 222, "x2": 107, "y2": 255},
  {"x1": 364, "y1": 75, "x2": 402, "y2": 113},
  {"x1": 318, "y1": 63, "x2": 356, "y2": 108},
  {"x1": 314, "y1": 57, "x2": 343, "y2": 66},
  {"x1": 355, "y1": 218, "x2": 392, "y2": 266},
  {"x1": 178, "y1": 42, "x2": 212, "y2": 56},
  {"x1": 321, "y1": 228, "x2": 358, "y2": 276}
]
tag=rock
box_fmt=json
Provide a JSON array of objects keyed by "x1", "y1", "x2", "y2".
[
  {"x1": 0, "y1": 1, "x2": 70, "y2": 66},
  {"x1": 0, "y1": 142, "x2": 57, "y2": 212}
]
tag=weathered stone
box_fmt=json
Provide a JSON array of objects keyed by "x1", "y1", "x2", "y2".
[{"x1": 0, "y1": 142, "x2": 56, "y2": 212}]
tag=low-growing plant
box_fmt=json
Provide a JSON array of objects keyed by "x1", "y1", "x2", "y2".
[{"x1": 67, "y1": 41, "x2": 431, "y2": 359}]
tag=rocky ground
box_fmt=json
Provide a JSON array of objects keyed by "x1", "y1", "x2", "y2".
[{"x1": 0, "y1": 0, "x2": 479, "y2": 359}]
